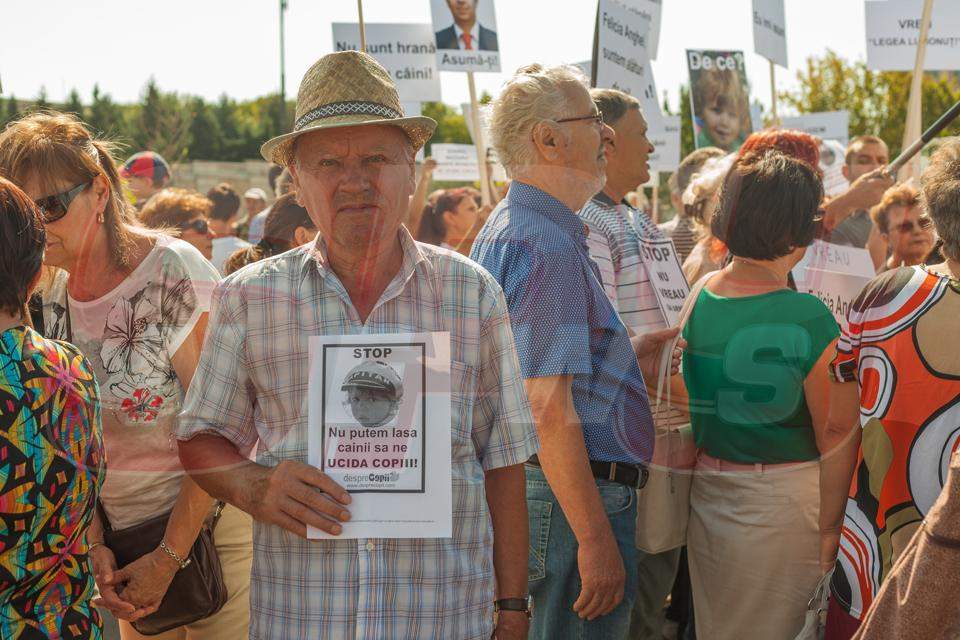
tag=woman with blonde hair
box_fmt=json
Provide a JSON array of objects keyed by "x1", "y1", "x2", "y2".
[
  {"x1": 0, "y1": 111, "x2": 252, "y2": 639},
  {"x1": 681, "y1": 152, "x2": 735, "y2": 283}
]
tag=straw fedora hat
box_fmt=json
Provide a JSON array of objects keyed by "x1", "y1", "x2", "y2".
[{"x1": 261, "y1": 50, "x2": 437, "y2": 166}]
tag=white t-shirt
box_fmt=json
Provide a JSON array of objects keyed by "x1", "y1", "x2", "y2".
[
  {"x1": 212, "y1": 235, "x2": 252, "y2": 275},
  {"x1": 42, "y1": 235, "x2": 220, "y2": 528}
]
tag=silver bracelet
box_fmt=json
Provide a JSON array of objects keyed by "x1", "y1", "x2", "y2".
[{"x1": 159, "y1": 541, "x2": 192, "y2": 570}]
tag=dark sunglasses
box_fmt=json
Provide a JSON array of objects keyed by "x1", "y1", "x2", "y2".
[
  {"x1": 893, "y1": 217, "x2": 934, "y2": 234},
  {"x1": 34, "y1": 181, "x2": 91, "y2": 223},
  {"x1": 556, "y1": 111, "x2": 605, "y2": 127},
  {"x1": 179, "y1": 218, "x2": 210, "y2": 234}
]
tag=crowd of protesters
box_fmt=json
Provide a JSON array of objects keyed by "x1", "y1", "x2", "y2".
[{"x1": 1, "y1": 48, "x2": 959, "y2": 640}]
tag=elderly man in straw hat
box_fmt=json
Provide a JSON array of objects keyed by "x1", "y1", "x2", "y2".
[{"x1": 176, "y1": 51, "x2": 538, "y2": 640}]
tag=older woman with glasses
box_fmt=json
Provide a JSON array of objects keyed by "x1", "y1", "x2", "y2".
[
  {"x1": 869, "y1": 183, "x2": 935, "y2": 273},
  {"x1": 0, "y1": 111, "x2": 252, "y2": 640},
  {"x1": 139, "y1": 188, "x2": 219, "y2": 262},
  {"x1": 0, "y1": 176, "x2": 105, "y2": 638}
]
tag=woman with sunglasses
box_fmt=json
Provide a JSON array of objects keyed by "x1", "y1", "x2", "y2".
[
  {"x1": 869, "y1": 183, "x2": 935, "y2": 273},
  {"x1": 0, "y1": 112, "x2": 252, "y2": 640},
  {"x1": 139, "y1": 188, "x2": 219, "y2": 262},
  {"x1": 0, "y1": 177, "x2": 105, "y2": 639}
]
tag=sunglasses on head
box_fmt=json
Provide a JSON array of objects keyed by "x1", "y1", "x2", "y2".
[
  {"x1": 894, "y1": 217, "x2": 933, "y2": 234},
  {"x1": 179, "y1": 218, "x2": 210, "y2": 234},
  {"x1": 34, "y1": 181, "x2": 92, "y2": 223}
]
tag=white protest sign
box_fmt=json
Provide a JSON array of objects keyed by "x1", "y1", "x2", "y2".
[
  {"x1": 752, "y1": 0, "x2": 788, "y2": 68},
  {"x1": 781, "y1": 111, "x2": 850, "y2": 146},
  {"x1": 621, "y1": 0, "x2": 663, "y2": 59},
  {"x1": 308, "y1": 332, "x2": 452, "y2": 539},
  {"x1": 793, "y1": 240, "x2": 876, "y2": 279},
  {"x1": 648, "y1": 115, "x2": 681, "y2": 172},
  {"x1": 333, "y1": 23, "x2": 442, "y2": 103},
  {"x1": 432, "y1": 143, "x2": 481, "y2": 181},
  {"x1": 792, "y1": 267, "x2": 872, "y2": 330},
  {"x1": 429, "y1": 0, "x2": 502, "y2": 72},
  {"x1": 597, "y1": 0, "x2": 662, "y2": 127},
  {"x1": 638, "y1": 236, "x2": 689, "y2": 326},
  {"x1": 865, "y1": 0, "x2": 960, "y2": 71},
  {"x1": 819, "y1": 139, "x2": 849, "y2": 198}
]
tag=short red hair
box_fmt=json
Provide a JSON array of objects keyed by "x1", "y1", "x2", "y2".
[{"x1": 738, "y1": 129, "x2": 820, "y2": 172}]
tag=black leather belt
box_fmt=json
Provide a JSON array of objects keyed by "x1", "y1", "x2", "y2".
[{"x1": 527, "y1": 455, "x2": 648, "y2": 490}]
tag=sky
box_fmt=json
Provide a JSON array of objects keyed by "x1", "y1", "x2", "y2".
[{"x1": 0, "y1": 0, "x2": 868, "y2": 116}]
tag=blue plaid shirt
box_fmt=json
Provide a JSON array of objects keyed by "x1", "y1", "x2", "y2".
[{"x1": 471, "y1": 182, "x2": 654, "y2": 464}]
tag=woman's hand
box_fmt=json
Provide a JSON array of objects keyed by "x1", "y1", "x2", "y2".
[
  {"x1": 819, "y1": 528, "x2": 842, "y2": 575},
  {"x1": 101, "y1": 546, "x2": 179, "y2": 612},
  {"x1": 91, "y1": 545, "x2": 156, "y2": 621}
]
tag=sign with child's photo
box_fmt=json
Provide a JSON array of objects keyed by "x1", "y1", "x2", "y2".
[
  {"x1": 686, "y1": 50, "x2": 753, "y2": 152},
  {"x1": 307, "y1": 332, "x2": 453, "y2": 539}
]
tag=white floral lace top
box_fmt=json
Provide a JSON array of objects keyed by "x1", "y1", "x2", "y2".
[{"x1": 43, "y1": 235, "x2": 220, "y2": 528}]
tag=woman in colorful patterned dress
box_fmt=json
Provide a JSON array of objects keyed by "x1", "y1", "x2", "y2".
[
  {"x1": 823, "y1": 140, "x2": 960, "y2": 638},
  {"x1": 0, "y1": 112, "x2": 252, "y2": 639},
  {"x1": 0, "y1": 177, "x2": 105, "y2": 638}
]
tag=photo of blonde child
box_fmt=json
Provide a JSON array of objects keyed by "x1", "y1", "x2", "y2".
[{"x1": 687, "y1": 50, "x2": 753, "y2": 152}]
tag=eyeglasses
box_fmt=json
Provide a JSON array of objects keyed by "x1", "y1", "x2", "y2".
[
  {"x1": 179, "y1": 218, "x2": 210, "y2": 234},
  {"x1": 556, "y1": 111, "x2": 605, "y2": 127},
  {"x1": 893, "y1": 217, "x2": 934, "y2": 234},
  {"x1": 33, "y1": 181, "x2": 91, "y2": 223}
]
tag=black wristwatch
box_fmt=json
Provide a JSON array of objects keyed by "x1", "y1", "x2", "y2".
[{"x1": 495, "y1": 597, "x2": 532, "y2": 619}]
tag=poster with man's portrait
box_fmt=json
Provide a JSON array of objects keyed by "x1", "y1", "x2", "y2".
[
  {"x1": 686, "y1": 50, "x2": 753, "y2": 152},
  {"x1": 308, "y1": 332, "x2": 452, "y2": 539},
  {"x1": 430, "y1": 0, "x2": 501, "y2": 73}
]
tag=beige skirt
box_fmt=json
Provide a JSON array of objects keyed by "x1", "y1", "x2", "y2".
[{"x1": 687, "y1": 452, "x2": 822, "y2": 640}]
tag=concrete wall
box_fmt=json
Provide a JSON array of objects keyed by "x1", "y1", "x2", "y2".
[{"x1": 170, "y1": 160, "x2": 274, "y2": 200}]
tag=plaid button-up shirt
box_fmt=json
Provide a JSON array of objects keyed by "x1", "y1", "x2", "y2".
[{"x1": 177, "y1": 228, "x2": 538, "y2": 640}]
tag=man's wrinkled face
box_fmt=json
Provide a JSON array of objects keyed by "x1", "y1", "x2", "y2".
[
  {"x1": 607, "y1": 108, "x2": 654, "y2": 186},
  {"x1": 555, "y1": 83, "x2": 615, "y2": 198},
  {"x1": 290, "y1": 125, "x2": 415, "y2": 255}
]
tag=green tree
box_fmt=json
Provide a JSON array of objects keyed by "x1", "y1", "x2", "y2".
[
  {"x1": 89, "y1": 84, "x2": 123, "y2": 137},
  {"x1": 678, "y1": 85, "x2": 694, "y2": 160},
  {"x1": 781, "y1": 50, "x2": 960, "y2": 156},
  {"x1": 2, "y1": 95, "x2": 18, "y2": 127},
  {"x1": 186, "y1": 97, "x2": 222, "y2": 160},
  {"x1": 135, "y1": 77, "x2": 163, "y2": 149},
  {"x1": 421, "y1": 101, "x2": 470, "y2": 156},
  {"x1": 65, "y1": 88, "x2": 85, "y2": 120},
  {"x1": 34, "y1": 87, "x2": 50, "y2": 112}
]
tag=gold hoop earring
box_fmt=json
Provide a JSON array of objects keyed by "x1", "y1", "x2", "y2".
[{"x1": 97, "y1": 211, "x2": 105, "y2": 224}]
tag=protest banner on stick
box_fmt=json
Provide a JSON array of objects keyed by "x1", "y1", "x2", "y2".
[
  {"x1": 467, "y1": 73, "x2": 492, "y2": 207},
  {"x1": 357, "y1": 0, "x2": 366, "y2": 51},
  {"x1": 769, "y1": 60, "x2": 778, "y2": 124},
  {"x1": 900, "y1": 0, "x2": 935, "y2": 182}
]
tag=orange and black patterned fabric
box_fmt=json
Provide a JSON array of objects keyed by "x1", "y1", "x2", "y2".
[
  {"x1": 0, "y1": 326, "x2": 105, "y2": 639},
  {"x1": 828, "y1": 266, "x2": 960, "y2": 622}
]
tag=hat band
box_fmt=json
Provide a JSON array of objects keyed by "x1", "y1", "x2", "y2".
[{"x1": 294, "y1": 101, "x2": 403, "y2": 132}]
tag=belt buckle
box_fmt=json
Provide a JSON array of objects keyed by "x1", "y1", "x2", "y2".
[
  {"x1": 608, "y1": 462, "x2": 617, "y2": 482},
  {"x1": 636, "y1": 465, "x2": 649, "y2": 490}
]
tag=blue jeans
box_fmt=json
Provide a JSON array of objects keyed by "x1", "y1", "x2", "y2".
[{"x1": 526, "y1": 465, "x2": 639, "y2": 640}]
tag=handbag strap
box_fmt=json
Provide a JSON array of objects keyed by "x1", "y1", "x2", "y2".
[
  {"x1": 97, "y1": 500, "x2": 227, "y2": 536},
  {"x1": 655, "y1": 270, "x2": 719, "y2": 413}
]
